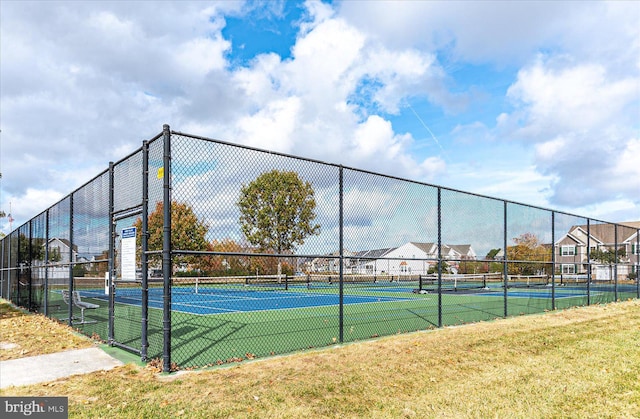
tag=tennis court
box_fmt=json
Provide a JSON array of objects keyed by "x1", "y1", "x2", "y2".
[
  {"x1": 40, "y1": 273, "x2": 630, "y2": 368},
  {"x1": 70, "y1": 273, "x2": 607, "y2": 322},
  {"x1": 79, "y1": 282, "x2": 418, "y2": 315}
]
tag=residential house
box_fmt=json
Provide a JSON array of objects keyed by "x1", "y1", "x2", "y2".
[
  {"x1": 32, "y1": 238, "x2": 79, "y2": 280},
  {"x1": 555, "y1": 222, "x2": 639, "y2": 280},
  {"x1": 349, "y1": 242, "x2": 477, "y2": 276},
  {"x1": 308, "y1": 249, "x2": 356, "y2": 273}
]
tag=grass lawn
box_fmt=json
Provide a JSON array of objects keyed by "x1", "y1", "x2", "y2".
[{"x1": 1, "y1": 297, "x2": 639, "y2": 418}]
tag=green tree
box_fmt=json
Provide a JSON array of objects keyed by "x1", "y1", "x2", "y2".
[
  {"x1": 237, "y1": 170, "x2": 320, "y2": 254},
  {"x1": 507, "y1": 233, "x2": 551, "y2": 276},
  {"x1": 49, "y1": 247, "x2": 62, "y2": 263},
  {"x1": 485, "y1": 248, "x2": 503, "y2": 273},
  {"x1": 428, "y1": 261, "x2": 451, "y2": 274},
  {"x1": 590, "y1": 247, "x2": 626, "y2": 264},
  {"x1": 88, "y1": 250, "x2": 109, "y2": 276},
  {"x1": 17, "y1": 234, "x2": 46, "y2": 264},
  {"x1": 486, "y1": 249, "x2": 501, "y2": 259},
  {"x1": 73, "y1": 264, "x2": 87, "y2": 277},
  {"x1": 135, "y1": 201, "x2": 209, "y2": 271}
]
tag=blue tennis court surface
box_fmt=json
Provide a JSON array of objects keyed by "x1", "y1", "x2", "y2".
[{"x1": 80, "y1": 287, "x2": 415, "y2": 315}]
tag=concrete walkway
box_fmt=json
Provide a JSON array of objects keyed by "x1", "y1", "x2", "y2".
[{"x1": 0, "y1": 347, "x2": 124, "y2": 389}]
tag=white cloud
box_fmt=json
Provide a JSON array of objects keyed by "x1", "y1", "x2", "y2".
[
  {"x1": 612, "y1": 138, "x2": 640, "y2": 182},
  {"x1": 217, "y1": 6, "x2": 449, "y2": 181},
  {"x1": 505, "y1": 58, "x2": 638, "y2": 138},
  {"x1": 351, "y1": 116, "x2": 397, "y2": 157},
  {"x1": 1, "y1": 0, "x2": 638, "y2": 234},
  {"x1": 338, "y1": 1, "x2": 571, "y2": 63},
  {"x1": 336, "y1": 1, "x2": 639, "y2": 222},
  {"x1": 498, "y1": 56, "x2": 639, "y2": 209},
  {"x1": 235, "y1": 97, "x2": 302, "y2": 152},
  {"x1": 534, "y1": 137, "x2": 566, "y2": 162},
  {"x1": 338, "y1": 1, "x2": 639, "y2": 67},
  {"x1": 1, "y1": 188, "x2": 65, "y2": 231},
  {"x1": 177, "y1": 37, "x2": 231, "y2": 77}
]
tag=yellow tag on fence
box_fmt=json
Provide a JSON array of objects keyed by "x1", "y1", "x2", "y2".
[{"x1": 157, "y1": 167, "x2": 164, "y2": 179}]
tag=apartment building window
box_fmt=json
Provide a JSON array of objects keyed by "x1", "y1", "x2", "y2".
[{"x1": 561, "y1": 245, "x2": 576, "y2": 256}]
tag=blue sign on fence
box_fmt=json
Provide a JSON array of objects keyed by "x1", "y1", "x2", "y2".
[{"x1": 122, "y1": 227, "x2": 136, "y2": 239}]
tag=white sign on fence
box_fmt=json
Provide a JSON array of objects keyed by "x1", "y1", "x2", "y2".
[{"x1": 121, "y1": 227, "x2": 137, "y2": 281}]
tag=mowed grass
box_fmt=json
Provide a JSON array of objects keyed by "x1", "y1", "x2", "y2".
[{"x1": 1, "y1": 298, "x2": 639, "y2": 418}]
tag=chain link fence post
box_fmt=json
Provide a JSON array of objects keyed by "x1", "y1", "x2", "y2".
[
  {"x1": 437, "y1": 187, "x2": 442, "y2": 328},
  {"x1": 141, "y1": 140, "x2": 149, "y2": 361},
  {"x1": 338, "y1": 165, "x2": 344, "y2": 343},
  {"x1": 108, "y1": 162, "x2": 115, "y2": 345},
  {"x1": 503, "y1": 201, "x2": 508, "y2": 318},
  {"x1": 551, "y1": 211, "x2": 556, "y2": 310},
  {"x1": 162, "y1": 124, "x2": 173, "y2": 373},
  {"x1": 67, "y1": 194, "x2": 74, "y2": 326}
]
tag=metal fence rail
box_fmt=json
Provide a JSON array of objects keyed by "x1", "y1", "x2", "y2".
[{"x1": 1, "y1": 124, "x2": 639, "y2": 373}]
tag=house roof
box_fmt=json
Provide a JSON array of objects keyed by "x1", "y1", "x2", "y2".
[
  {"x1": 620, "y1": 221, "x2": 640, "y2": 229},
  {"x1": 555, "y1": 232, "x2": 581, "y2": 246},
  {"x1": 352, "y1": 247, "x2": 396, "y2": 259},
  {"x1": 447, "y1": 244, "x2": 473, "y2": 255},
  {"x1": 409, "y1": 242, "x2": 436, "y2": 254},
  {"x1": 570, "y1": 222, "x2": 639, "y2": 246},
  {"x1": 334, "y1": 242, "x2": 474, "y2": 260},
  {"x1": 409, "y1": 242, "x2": 473, "y2": 256}
]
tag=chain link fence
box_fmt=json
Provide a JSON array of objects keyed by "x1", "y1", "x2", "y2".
[{"x1": 2, "y1": 125, "x2": 639, "y2": 372}]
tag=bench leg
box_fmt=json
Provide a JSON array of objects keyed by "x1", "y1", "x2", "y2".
[{"x1": 74, "y1": 307, "x2": 97, "y2": 325}]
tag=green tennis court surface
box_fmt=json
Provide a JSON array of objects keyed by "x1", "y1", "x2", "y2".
[{"x1": 43, "y1": 277, "x2": 630, "y2": 369}]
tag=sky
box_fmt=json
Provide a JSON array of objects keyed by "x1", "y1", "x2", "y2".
[{"x1": 1, "y1": 0, "x2": 639, "y2": 237}]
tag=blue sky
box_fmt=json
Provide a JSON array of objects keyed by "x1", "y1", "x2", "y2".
[{"x1": 1, "y1": 0, "x2": 639, "y2": 236}]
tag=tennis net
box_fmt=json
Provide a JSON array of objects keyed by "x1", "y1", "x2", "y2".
[
  {"x1": 172, "y1": 275, "x2": 311, "y2": 294},
  {"x1": 418, "y1": 274, "x2": 503, "y2": 293},
  {"x1": 507, "y1": 274, "x2": 551, "y2": 289},
  {"x1": 307, "y1": 274, "x2": 420, "y2": 290}
]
